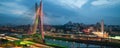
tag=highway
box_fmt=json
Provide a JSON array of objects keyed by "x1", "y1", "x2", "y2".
[
  {"x1": 0, "y1": 36, "x2": 20, "y2": 41},
  {"x1": 0, "y1": 35, "x2": 53, "y2": 48}
]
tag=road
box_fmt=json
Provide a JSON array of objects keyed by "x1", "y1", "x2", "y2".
[
  {"x1": 0, "y1": 35, "x2": 53, "y2": 48},
  {"x1": 0, "y1": 36, "x2": 20, "y2": 41}
]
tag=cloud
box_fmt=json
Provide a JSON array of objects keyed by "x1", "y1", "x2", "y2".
[
  {"x1": 91, "y1": 0, "x2": 120, "y2": 7},
  {"x1": 47, "y1": 0, "x2": 88, "y2": 9},
  {"x1": 0, "y1": 1, "x2": 33, "y2": 18}
]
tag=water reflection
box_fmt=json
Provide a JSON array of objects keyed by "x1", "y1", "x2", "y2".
[{"x1": 45, "y1": 38, "x2": 112, "y2": 48}]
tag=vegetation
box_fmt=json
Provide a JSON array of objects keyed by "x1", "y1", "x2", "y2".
[{"x1": 45, "y1": 43, "x2": 67, "y2": 48}]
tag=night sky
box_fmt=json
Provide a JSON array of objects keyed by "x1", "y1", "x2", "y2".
[{"x1": 0, "y1": 0, "x2": 120, "y2": 25}]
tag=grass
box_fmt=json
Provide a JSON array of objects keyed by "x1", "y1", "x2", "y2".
[{"x1": 45, "y1": 43, "x2": 67, "y2": 48}]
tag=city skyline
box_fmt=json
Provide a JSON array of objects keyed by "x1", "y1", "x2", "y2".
[
  {"x1": 0, "y1": 0, "x2": 120, "y2": 25},
  {"x1": 0, "y1": 0, "x2": 120, "y2": 48}
]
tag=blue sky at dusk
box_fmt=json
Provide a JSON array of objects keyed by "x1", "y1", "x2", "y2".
[{"x1": 0, "y1": 0, "x2": 120, "y2": 25}]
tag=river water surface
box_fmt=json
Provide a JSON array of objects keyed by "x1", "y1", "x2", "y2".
[{"x1": 45, "y1": 38, "x2": 114, "y2": 48}]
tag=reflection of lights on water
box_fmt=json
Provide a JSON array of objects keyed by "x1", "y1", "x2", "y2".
[
  {"x1": 53, "y1": 39, "x2": 55, "y2": 41},
  {"x1": 72, "y1": 42, "x2": 75, "y2": 44},
  {"x1": 66, "y1": 41, "x2": 68, "y2": 43},
  {"x1": 59, "y1": 40, "x2": 62, "y2": 42},
  {"x1": 71, "y1": 42, "x2": 75, "y2": 48}
]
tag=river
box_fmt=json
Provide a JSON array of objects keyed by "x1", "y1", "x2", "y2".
[{"x1": 45, "y1": 38, "x2": 113, "y2": 48}]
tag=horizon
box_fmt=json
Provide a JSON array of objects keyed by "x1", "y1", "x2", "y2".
[{"x1": 0, "y1": 21, "x2": 120, "y2": 26}]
